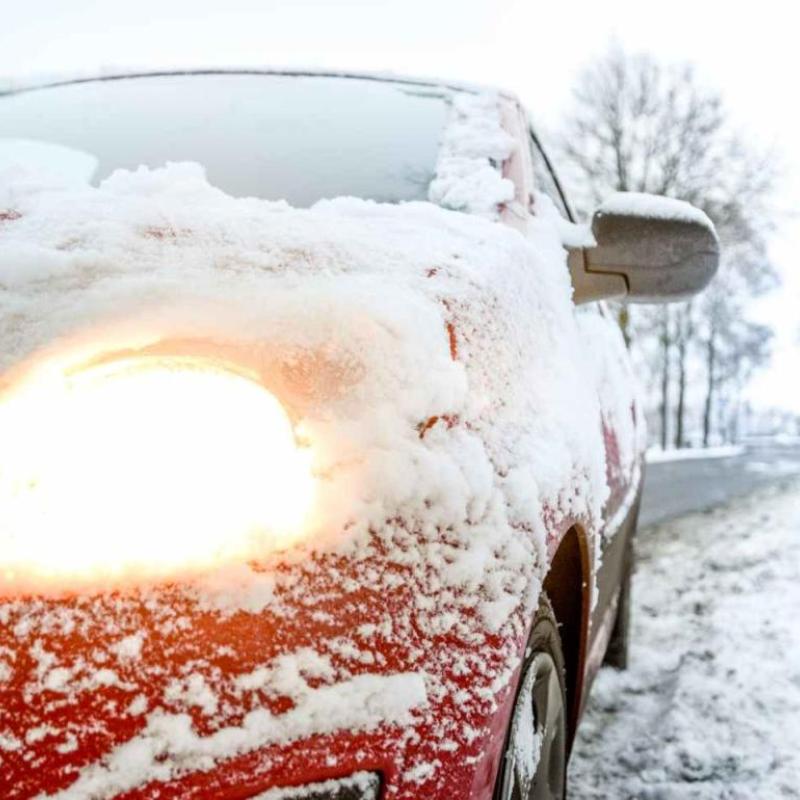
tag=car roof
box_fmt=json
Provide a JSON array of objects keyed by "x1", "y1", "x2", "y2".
[{"x1": 1, "y1": 67, "x2": 520, "y2": 103}]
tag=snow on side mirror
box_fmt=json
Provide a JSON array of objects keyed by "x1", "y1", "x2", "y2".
[{"x1": 570, "y1": 192, "x2": 720, "y2": 305}]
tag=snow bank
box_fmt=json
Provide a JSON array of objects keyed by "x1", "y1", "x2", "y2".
[
  {"x1": 646, "y1": 444, "x2": 744, "y2": 463},
  {"x1": 597, "y1": 191, "x2": 714, "y2": 230}
]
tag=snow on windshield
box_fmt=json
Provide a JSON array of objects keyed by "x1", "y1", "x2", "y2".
[
  {"x1": 429, "y1": 90, "x2": 516, "y2": 217},
  {"x1": 0, "y1": 107, "x2": 619, "y2": 796},
  {"x1": 0, "y1": 76, "x2": 516, "y2": 217},
  {"x1": 0, "y1": 139, "x2": 98, "y2": 186},
  {"x1": 0, "y1": 74, "x2": 450, "y2": 207}
]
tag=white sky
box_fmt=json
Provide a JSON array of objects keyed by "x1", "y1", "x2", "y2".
[{"x1": 2, "y1": 0, "x2": 798, "y2": 412}]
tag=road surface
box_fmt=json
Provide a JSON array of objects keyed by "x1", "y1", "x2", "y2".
[{"x1": 639, "y1": 440, "x2": 800, "y2": 527}]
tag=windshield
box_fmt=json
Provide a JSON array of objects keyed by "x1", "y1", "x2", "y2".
[{"x1": 0, "y1": 73, "x2": 450, "y2": 205}]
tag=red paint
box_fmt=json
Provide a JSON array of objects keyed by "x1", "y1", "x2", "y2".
[
  {"x1": 446, "y1": 322, "x2": 458, "y2": 360},
  {"x1": 0, "y1": 542, "x2": 534, "y2": 799}
]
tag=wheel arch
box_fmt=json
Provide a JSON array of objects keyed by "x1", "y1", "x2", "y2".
[{"x1": 542, "y1": 523, "x2": 592, "y2": 752}]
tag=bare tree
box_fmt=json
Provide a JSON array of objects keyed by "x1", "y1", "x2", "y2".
[
  {"x1": 560, "y1": 45, "x2": 779, "y2": 448},
  {"x1": 700, "y1": 265, "x2": 773, "y2": 445},
  {"x1": 563, "y1": 47, "x2": 728, "y2": 209}
]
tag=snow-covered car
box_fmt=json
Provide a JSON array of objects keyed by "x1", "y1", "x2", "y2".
[{"x1": 0, "y1": 71, "x2": 718, "y2": 800}]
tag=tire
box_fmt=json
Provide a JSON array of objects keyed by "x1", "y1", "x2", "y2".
[
  {"x1": 494, "y1": 594, "x2": 568, "y2": 800},
  {"x1": 603, "y1": 536, "x2": 633, "y2": 670}
]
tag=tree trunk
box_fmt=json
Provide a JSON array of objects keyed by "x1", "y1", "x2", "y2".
[
  {"x1": 675, "y1": 337, "x2": 687, "y2": 449},
  {"x1": 659, "y1": 307, "x2": 671, "y2": 449},
  {"x1": 716, "y1": 392, "x2": 728, "y2": 444},
  {"x1": 702, "y1": 327, "x2": 716, "y2": 447},
  {"x1": 729, "y1": 385, "x2": 742, "y2": 443},
  {"x1": 674, "y1": 304, "x2": 693, "y2": 449},
  {"x1": 617, "y1": 303, "x2": 631, "y2": 348}
]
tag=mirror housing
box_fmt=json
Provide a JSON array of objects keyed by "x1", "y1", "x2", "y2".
[{"x1": 570, "y1": 192, "x2": 720, "y2": 305}]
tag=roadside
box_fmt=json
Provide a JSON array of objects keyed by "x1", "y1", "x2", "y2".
[
  {"x1": 640, "y1": 440, "x2": 800, "y2": 527},
  {"x1": 569, "y1": 478, "x2": 800, "y2": 798},
  {"x1": 645, "y1": 444, "x2": 744, "y2": 463}
]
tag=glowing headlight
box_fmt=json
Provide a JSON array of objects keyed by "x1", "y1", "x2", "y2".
[{"x1": 0, "y1": 356, "x2": 315, "y2": 591}]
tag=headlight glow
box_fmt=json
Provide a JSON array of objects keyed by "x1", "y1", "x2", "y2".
[{"x1": 0, "y1": 355, "x2": 316, "y2": 592}]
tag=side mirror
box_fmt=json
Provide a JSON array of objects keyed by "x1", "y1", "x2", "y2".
[{"x1": 569, "y1": 192, "x2": 720, "y2": 304}]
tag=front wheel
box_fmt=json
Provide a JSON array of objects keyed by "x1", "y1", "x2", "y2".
[{"x1": 495, "y1": 595, "x2": 568, "y2": 800}]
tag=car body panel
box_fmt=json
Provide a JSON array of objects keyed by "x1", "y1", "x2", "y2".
[{"x1": 0, "y1": 73, "x2": 645, "y2": 799}]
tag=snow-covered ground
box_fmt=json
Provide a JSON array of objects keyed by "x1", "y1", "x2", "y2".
[
  {"x1": 645, "y1": 445, "x2": 744, "y2": 464},
  {"x1": 570, "y1": 478, "x2": 800, "y2": 798}
]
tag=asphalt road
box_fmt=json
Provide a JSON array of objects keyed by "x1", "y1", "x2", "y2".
[{"x1": 639, "y1": 440, "x2": 800, "y2": 527}]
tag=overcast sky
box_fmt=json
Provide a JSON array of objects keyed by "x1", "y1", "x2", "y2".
[{"x1": 3, "y1": 0, "x2": 798, "y2": 413}]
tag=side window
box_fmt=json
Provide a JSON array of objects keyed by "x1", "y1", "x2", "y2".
[{"x1": 528, "y1": 130, "x2": 574, "y2": 222}]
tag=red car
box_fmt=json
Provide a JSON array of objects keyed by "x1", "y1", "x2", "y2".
[{"x1": 0, "y1": 71, "x2": 718, "y2": 800}]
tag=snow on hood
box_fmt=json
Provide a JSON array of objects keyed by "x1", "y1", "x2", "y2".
[
  {"x1": 0, "y1": 161, "x2": 607, "y2": 596},
  {"x1": 0, "y1": 158, "x2": 611, "y2": 796}
]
